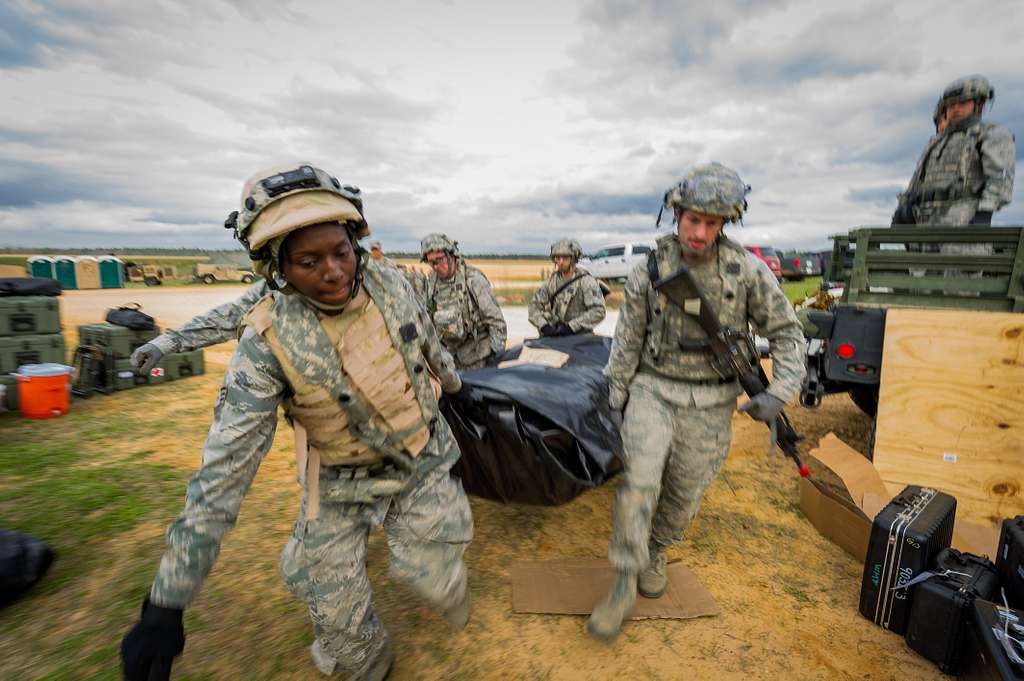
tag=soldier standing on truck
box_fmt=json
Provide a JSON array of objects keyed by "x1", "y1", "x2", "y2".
[
  {"x1": 587, "y1": 163, "x2": 805, "y2": 641},
  {"x1": 528, "y1": 238, "x2": 606, "y2": 337},
  {"x1": 419, "y1": 233, "x2": 507, "y2": 369},
  {"x1": 893, "y1": 74, "x2": 1015, "y2": 226},
  {"x1": 119, "y1": 164, "x2": 473, "y2": 681}
]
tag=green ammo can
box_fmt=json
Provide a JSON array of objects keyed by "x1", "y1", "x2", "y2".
[
  {"x1": 0, "y1": 297, "x2": 61, "y2": 336},
  {"x1": 160, "y1": 349, "x2": 205, "y2": 381},
  {"x1": 77, "y1": 323, "x2": 160, "y2": 359},
  {"x1": 0, "y1": 334, "x2": 66, "y2": 373}
]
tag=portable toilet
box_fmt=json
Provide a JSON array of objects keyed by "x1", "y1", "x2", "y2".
[
  {"x1": 54, "y1": 257, "x2": 77, "y2": 290},
  {"x1": 98, "y1": 256, "x2": 124, "y2": 288},
  {"x1": 28, "y1": 256, "x2": 56, "y2": 279},
  {"x1": 74, "y1": 256, "x2": 101, "y2": 289}
]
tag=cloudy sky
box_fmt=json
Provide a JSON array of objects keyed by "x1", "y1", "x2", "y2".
[{"x1": 2, "y1": 0, "x2": 1022, "y2": 254}]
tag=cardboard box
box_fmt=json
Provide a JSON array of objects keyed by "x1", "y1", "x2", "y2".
[{"x1": 800, "y1": 433, "x2": 999, "y2": 562}]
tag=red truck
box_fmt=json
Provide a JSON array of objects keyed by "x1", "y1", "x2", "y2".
[{"x1": 744, "y1": 245, "x2": 783, "y2": 280}]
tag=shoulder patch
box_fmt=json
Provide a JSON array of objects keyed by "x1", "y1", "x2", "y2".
[{"x1": 726, "y1": 262, "x2": 741, "y2": 274}]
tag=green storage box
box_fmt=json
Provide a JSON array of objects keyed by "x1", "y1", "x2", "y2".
[
  {"x1": 77, "y1": 323, "x2": 160, "y2": 359},
  {"x1": 111, "y1": 358, "x2": 165, "y2": 391},
  {"x1": 160, "y1": 350, "x2": 205, "y2": 381},
  {"x1": 0, "y1": 297, "x2": 61, "y2": 336},
  {"x1": 0, "y1": 375, "x2": 18, "y2": 411},
  {"x1": 0, "y1": 334, "x2": 65, "y2": 373}
]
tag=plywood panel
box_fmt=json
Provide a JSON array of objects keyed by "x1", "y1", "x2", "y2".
[{"x1": 873, "y1": 308, "x2": 1024, "y2": 525}]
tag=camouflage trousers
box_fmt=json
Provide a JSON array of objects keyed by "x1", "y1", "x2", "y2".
[
  {"x1": 913, "y1": 198, "x2": 980, "y2": 226},
  {"x1": 608, "y1": 382, "x2": 734, "y2": 573},
  {"x1": 280, "y1": 466, "x2": 473, "y2": 679}
]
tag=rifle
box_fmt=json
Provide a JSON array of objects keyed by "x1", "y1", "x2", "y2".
[{"x1": 649, "y1": 255, "x2": 810, "y2": 478}]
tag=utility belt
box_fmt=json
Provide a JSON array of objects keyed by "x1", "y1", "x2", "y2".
[{"x1": 638, "y1": 364, "x2": 738, "y2": 386}]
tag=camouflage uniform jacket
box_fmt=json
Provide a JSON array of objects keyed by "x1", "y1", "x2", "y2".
[
  {"x1": 605, "y1": 233, "x2": 805, "y2": 410},
  {"x1": 148, "y1": 258, "x2": 462, "y2": 608},
  {"x1": 149, "y1": 280, "x2": 269, "y2": 354},
  {"x1": 423, "y1": 261, "x2": 507, "y2": 367},
  {"x1": 901, "y1": 114, "x2": 1016, "y2": 223},
  {"x1": 527, "y1": 267, "x2": 606, "y2": 333}
]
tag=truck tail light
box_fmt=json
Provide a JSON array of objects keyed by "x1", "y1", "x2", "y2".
[
  {"x1": 836, "y1": 343, "x2": 856, "y2": 359},
  {"x1": 793, "y1": 258, "x2": 800, "y2": 267}
]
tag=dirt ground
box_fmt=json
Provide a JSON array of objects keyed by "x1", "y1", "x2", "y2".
[{"x1": 0, "y1": 290, "x2": 950, "y2": 681}]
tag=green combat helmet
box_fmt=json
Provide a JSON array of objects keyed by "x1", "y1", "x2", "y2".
[
  {"x1": 658, "y1": 162, "x2": 751, "y2": 226},
  {"x1": 420, "y1": 233, "x2": 458, "y2": 261},
  {"x1": 550, "y1": 238, "x2": 583, "y2": 262},
  {"x1": 224, "y1": 163, "x2": 368, "y2": 281},
  {"x1": 939, "y1": 74, "x2": 994, "y2": 113}
]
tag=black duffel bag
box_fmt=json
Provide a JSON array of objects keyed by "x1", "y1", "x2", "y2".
[
  {"x1": 1, "y1": 529, "x2": 56, "y2": 607},
  {"x1": 106, "y1": 303, "x2": 155, "y2": 331},
  {"x1": 0, "y1": 277, "x2": 62, "y2": 297}
]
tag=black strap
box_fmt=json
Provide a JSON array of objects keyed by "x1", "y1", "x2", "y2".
[{"x1": 551, "y1": 273, "x2": 585, "y2": 301}]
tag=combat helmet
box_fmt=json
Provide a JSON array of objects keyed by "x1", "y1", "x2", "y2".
[
  {"x1": 658, "y1": 162, "x2": 751, "y2": 226},
  {"x1": 224, "y1": 163, "x2": 368, "y2": 281},
  {"x1": 420, "y1": 233, "x2": 458, "y2": 261},
  {"x1": 550, "y1": 238, "x2": 583, "y2": 262},
  {"x1": 939, "y1": 75, "x2": 994, "y2": 113}
]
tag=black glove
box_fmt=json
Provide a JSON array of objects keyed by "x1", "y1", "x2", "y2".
[
  {"x1": 970, "y1": 210, "x2": 993, "y2": 225},
  {"x1": 130, "y1": 343, "x2": 163, "y2": 376},
  {"x1": 121, "y1": 598, "x2": 185, "y2": 681},
  {"x1": 450, "y1": 380, "x2": 473, "y2": 402},
  {"x1": 539, "y1": 324, "x2": 556, "y2": 337},
  {"x1": 553, "y1": 323, "x2": 574, "y2": 337},
  {"x1": 484, "y1": 352, "x2": 501, "y2": 368}
]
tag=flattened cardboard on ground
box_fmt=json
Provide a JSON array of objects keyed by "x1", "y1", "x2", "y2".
[
  {"x1": 511, "y1": 558, "x2": 719, "y2": 619},
  {"x1": 799, "y1": 433, "x2": 1000, "y2": 562}
]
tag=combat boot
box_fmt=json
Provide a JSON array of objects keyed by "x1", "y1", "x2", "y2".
[
  {"x1": 638, "y1": 548, "x2": 667, "y2": 599},
  {"x1": 443, "y1": 586, "x2": 471, "y2": 630},
  {"x1": 586, "y1": 571, "x2": 637, "y2": 641},
  {"x1": 311, "y1": 640, "x2": 394, "y2": 680}
]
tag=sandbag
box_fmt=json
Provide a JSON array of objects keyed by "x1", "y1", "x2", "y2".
[
  {"x1": 105, "y1": 303, "x2": 155, "y2": 331},
  {"x1": 443, "y1": 334, "x2": 622, "y2": 505},
  {"x1": 0, "y1": 277, "x2": 62, "y2": 297},
  {"x1": 0, "y1": 529, "x2": 55, "y2": 607}
]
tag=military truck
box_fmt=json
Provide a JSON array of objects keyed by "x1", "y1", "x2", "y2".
[
  {"x1": 126, "y1": 264, "x2": 177, "y2": 286},
  {"x1": 799, "y1": 225, "x2": 1023, "y2": 421},
  {"x1": 193, "y1": 263, "x2": 256, "y2": 285}
]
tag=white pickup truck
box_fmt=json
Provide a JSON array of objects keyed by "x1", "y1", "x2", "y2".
[{"x1": 579, "y1": 242, "x2": 656, "y2": 282}]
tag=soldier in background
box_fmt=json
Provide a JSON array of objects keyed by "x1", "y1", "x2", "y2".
[
  {"x1": 528, "y1": 238, "x2": 606, "y2": 337},
  {"x1": 588, "y1": 163, "x2": 805, "y2": 641},
  {"x1": 893, "y1": 74, "x2": 1015, "y2": 226},
  {"x1": 419, "y1": 233, "x2": 507, "y2": 369},
  {"x1": 120, "y1": 164, "x2": 473, "y2": 681}
]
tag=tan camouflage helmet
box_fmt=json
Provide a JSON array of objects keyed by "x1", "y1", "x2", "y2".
[
  {"x1": 550, "y1": 238, "x2": 583, "y2": 262},
  {"x1": 225, "y1": 163, "x2": 368, "y2": 275},
  {"x1": 660, "y1": 162, "x2": 751, "y2": 224},
  {"x1": 939, "y1": 74, "x2": 994, "y2": 113},
  {"x1": 420, "y1": 233, "x2": 458, "y2": 260}
]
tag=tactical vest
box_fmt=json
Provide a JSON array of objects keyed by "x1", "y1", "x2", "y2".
[
  {"x1": 243, "y1": 260, "x2": 442, "y2": 516},
  {"x1": 549, "y1": 270, "x2": 589, "y2": 323},
  {"x1": 915, "y1": 117, "x2": 994, "y2": 203},
  {"x1": 426, "y1": 262, "x2": 487, "y2": 357},
  {"x1": 639, "y1": 234, "x2": 752, "y2": 382}
]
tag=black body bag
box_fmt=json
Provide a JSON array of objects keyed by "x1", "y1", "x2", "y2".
[{"x1": 442, "y1": 334, "x2": 622, "y2": 506}]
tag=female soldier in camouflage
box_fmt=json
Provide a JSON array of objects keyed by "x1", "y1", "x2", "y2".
[{"x1": 120, "y1": 165, "x2": 473, "y2": 681}]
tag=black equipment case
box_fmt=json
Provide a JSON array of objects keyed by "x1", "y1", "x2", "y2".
[
  {"x1": 960, "y1": 599, "x2": 1024, "y2": 680},
  {"x1": 904, "y1": 548, "x2": 998, "y2": 673},
  {"x1": 998, "y1": 517, "x2": 1024, "y2": 610},
  {"x1": 859, "y1": 485, "x2": 956, "y2": 634}
]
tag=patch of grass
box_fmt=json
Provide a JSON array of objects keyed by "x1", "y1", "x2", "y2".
[{"x1": 781, "y1": 276, "x2": 823, "y2": 304}]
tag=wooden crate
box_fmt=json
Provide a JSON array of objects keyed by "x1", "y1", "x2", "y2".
[{"x1": 873, "y1": 308, "x2": 1024, "y2": 525}]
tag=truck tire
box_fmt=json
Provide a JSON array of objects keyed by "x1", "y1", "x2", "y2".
[
  {"x1": 202, "y1": 274, "x2": 216, "y2": 285},
  {"x1": 849, "y1": 385, "x2": 878, "y2": 417},
  {"x1": 144, "y1": 276, "x2": 161, "y2": 286},
  {"x1": 241, "y1": 274, "x2": 254, "y2": 284}
]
